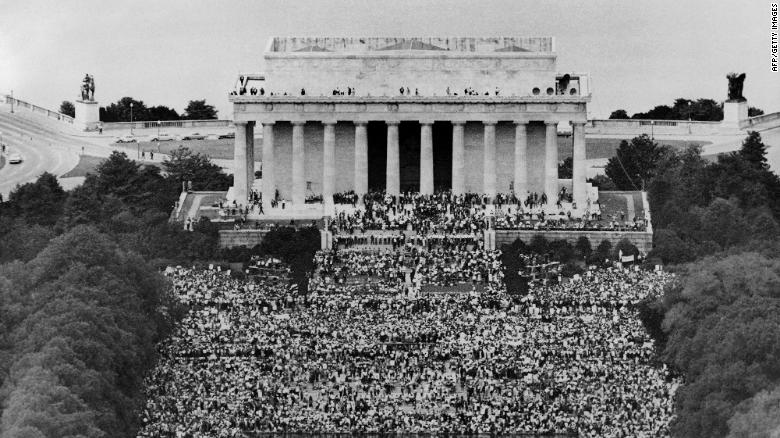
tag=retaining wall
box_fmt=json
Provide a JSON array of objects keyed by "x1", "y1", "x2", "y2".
[
  {"x1": 218, "y1": 229, "x2": 268, "y2": 248},
  {"x1": 495, "y1": 229, "x2": 653, "y2": 254}
]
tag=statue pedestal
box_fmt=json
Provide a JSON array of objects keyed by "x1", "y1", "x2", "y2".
[
  {"x1": 75, "y1": 100, "x2": 100, "y2": 131},
  {"x1": 722, "y1": 100, "x2": 747, "y2": 131}
]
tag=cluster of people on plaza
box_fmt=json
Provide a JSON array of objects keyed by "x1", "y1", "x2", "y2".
[
  {"x1": 136, "y1": 259, "x2": 679, "y2": 437},
  {"x1": 314, "y1": 246, "x2": 504, "y2": 292}
]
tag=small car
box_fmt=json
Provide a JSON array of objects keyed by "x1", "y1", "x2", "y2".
[
  {"x1": 218, "y1": 132, "x2": 235, "y2": 139},
  {"x1": 115, "y1": 135, "x2": 137, "y2": 143},
  {"x1": 8, "y1": 153, "x2": 22, "y2": 164},
  {"x1": 181, "y1": 133, "x2": 207, "y2": 140},
  {"x1": 151, "y1": 133, "x2": 177, "y2": 142}
]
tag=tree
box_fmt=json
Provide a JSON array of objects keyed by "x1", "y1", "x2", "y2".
[
  {"x1": 99, "y1": 97, "x2": 149, "y2": 123},
  {"x1": 162, "y1": 146, "x2": 231, "y2": 191},
  {"x1": 147, "y1": 105, "x2": 180, "y2": 121},
  {"x1": 747, "y1": 106, "x2": 764, "y2": 117},
  {"x1": 58, "y1": 101, "x2": 75, "y2": 118},
  {"x1": 588, "y1": 174, "x2": 617, "y2": 191},
  {"x1": 6, "y1": 173, "x2": 66, "y2": 226},
  {"x1": 608, "y1": 109, "x2": 629, "y2": 119},
  {"x1": 656, "y1": 253, "x2": 780, "y2": 438},
  {"x1": 604, "y1": 134, "x2": 666, "y2": 190},
  {"x1": 183, "y1": 99, "x2": 217, "y2": 120},
  {"x1": 574, "y1": 236, "x2": 592, "y2": 259},
  {"x1": 739, "y1": 131, "x2": 768, "y2": 170}
]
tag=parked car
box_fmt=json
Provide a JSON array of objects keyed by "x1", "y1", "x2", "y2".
[
  {"x1": 218, "y1": 132, "x2": 235, "y2": 139},
  {"x1": 150, "y1": 133, "x2": 177, "y2": 142},
  {"x1": 181, "y1": 133, "x2": 207, "y2": 140},
  {"x1": 8, "y1": 153, "x2": 22, "y2": 164},
  {"x1": 115, "y1": 135, "x2": 137, "y2": 143}
]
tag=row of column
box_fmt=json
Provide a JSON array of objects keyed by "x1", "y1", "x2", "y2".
[{"x1": 233, "y1": 120, "x2": 587, "y2": 209}]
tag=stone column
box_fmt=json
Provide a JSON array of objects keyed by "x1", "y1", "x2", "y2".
[
  {"x1": 354, "y1": 122, "x2": 368, "y2": 195},
  {"x1": 386, "y1": 122, "x2": 400, "y2": 195},
  {"x1": 544, "y1": 121, "x2": 558, "y2": 205},
  {"x1": 513, "y1": 121, "x2": 528, "y2": 197},
  {"x1": 322, "y1": 121, "x2": 336, "y2": 213},
  {"x1": 291, "y1": 121, "x2": 306, "y2": 206},
  {"x1": 261, "y1": 122, "x2": 275, "y2": 208},
  {"x1": 232, "y1": 121, "x2": 248, "y2": 204},
  {"x1": 483, "y1": 122, "x2": 497, "y2": 197},
  {"x1": 451, "y1": 122, "x2": 465, "y2": 195},
  {"x1": 245, "y1": 121, "x2": 255, "y2": 197},
  {"x1": 420, "y1": 122, "x2": 434, "y2": 194},
  {"x1": 571, "y1": 121, "x2": 587, "y2": 207}
]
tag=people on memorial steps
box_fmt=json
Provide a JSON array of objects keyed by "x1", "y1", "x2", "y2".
[
  {"x1": 216, "y1": 189, "x2": 643, "y2": 233},
  {"x1": 136, "y1": 260, "x2": 679, "y2": 437}
]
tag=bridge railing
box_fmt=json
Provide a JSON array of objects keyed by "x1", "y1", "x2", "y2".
[
  {"x1": 586, "y1": 119, "x2": 722, "y2": 136},
  {"x1": 4, "y1": 95, "x2": 74, "y2": 124},
  {"x1": 741, "y1": 112, "x2": 780, "y2": 131}
]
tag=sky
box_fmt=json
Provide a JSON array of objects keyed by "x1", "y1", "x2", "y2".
[{"x1": 0, "y1": 0, "x2": 777, "y2": 119}]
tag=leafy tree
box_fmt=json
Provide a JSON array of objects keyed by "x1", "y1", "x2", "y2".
[
  {"x1": 604, "y1": 135, "x2": 666, "y2": 190},
  {"x1": 747, "y1": 106, "x2": 764, "y2": 117},
  {"x1": 529, "y1": 235, "x2": 549, "y2": 255},
  {"x1": 739, "y1": 131, "x2": 768, "y2": 170},
  {"x1": 147, "y1": 105, "x2": 180, "y2": 121},
  {"x1": 587, "y1": 174, "x2": 617, "y2": 191},
  {"x1": 58, "y1": 101, "x2": 75, "y2": 118},
  {"x1": 574, "y1": 236, "x2": 592, "y2": 259},
  {"x1": 592, "y1": 239, "x2": 612, "y2": 264},
  {"x1": 613, "y1": 238, "x2": 639, "y2": 259},
  {"x1": 608, "y1": 109, "x2": 629, "y2": 119},
  {"x1": 183, "y1": 99, "x2": 217, "y2": 120},
  {"x1": 5, "y1": 173, "x2": 66, "y2": 226},
  {"x1": 629, "y1": 98, "x2": 724, "y2": 121},
  {"x1": 100, "y1": 97, "x2": 149, "y2": 123},
  {"x1": 726, "y1": 385, "x2": 780, "y2": 437},
  {"x1": 162, "y1": 146, "x2": 232, "y2": 191},
  {"x1": 632, "y1": 104, "x2": 674, "y2": 120},
  {"x1": 657, "y1": 253, "x2": 780, "y2": 438}
]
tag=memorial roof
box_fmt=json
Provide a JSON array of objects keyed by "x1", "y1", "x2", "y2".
[{"x1": 269, "y1": 37, "x2": 554, "y2": 54}]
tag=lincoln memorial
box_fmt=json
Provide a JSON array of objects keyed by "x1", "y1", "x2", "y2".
[{"x1": 228, "y1": 37, "x2": 593, "y2": 217}]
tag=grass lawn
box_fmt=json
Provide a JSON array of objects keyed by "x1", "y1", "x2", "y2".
[
  {"x1": 61, "y1": 155, "x2": 162, "y2": 178},
  {"x1": 61, "y1": 155, "x2": 105, "y2": 178},
  {"x1": 128, "y1": 139, "x2": 261, "y2": 161}
]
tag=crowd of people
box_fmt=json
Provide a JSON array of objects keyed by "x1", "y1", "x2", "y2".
[
  {"x1": 314, "y1": 246, "x2": 504, "y2": 292},
  {"x1": 329, "y1": 191, "x2": 643, "y2": 235},
  {"x1": 137, "y1": 255, "x2": 679, "y2": 437}
]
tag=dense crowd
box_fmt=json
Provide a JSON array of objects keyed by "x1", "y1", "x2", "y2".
[
  {"x1": 137, "y1": 257, "x2": 679, "y2": 437},
  {"x1": 330, "y1": 191, "x2": 643, "y2": 234},
  {"x1": 315, "y1": 246, "x2": 504, "y2": 292}
]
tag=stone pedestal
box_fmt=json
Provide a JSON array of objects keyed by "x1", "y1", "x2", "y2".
[
  {"x1": 75, "y1": 100, "x2": 100, "y2": 131},
  {"x1": 722, "y1": 100, "x2": 748, "y2": 130}
]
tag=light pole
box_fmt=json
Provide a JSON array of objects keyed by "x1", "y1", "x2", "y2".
[
  {"x1": 9, "y1": 90, "x2": 13, "y2": 114},
  {"x1": 157, "y1": 121, "x2": 161, "y2": 152},
  {"x1": 130, "y1": 102, "x2": 134, "y2": 136},
  {"x1": 650, "y1": 120, "x2": 654, "y2": 140}
]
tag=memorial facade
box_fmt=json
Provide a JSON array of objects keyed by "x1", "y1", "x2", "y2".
[{"x1": 229, "y1": 37, "x2": 592, "y2": 215}]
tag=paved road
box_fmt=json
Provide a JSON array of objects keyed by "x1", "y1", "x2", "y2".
[{"x1": 0, "y1": 109, "x2": 82, "y2": 199}]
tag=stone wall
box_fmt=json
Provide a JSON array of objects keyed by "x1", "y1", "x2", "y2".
[
  {"x1": 586, "y1": 119, "x2": 722, "y2": 136},
  {"x1": 218, "y1": 229, "x2": 268, "y2": 248},
  {"x1": 495, "y1": 229, "x2": 654, "y2": 254}
]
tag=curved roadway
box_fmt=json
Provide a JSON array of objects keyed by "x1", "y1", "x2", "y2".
[{"x1": 0, "y1": 108, "x2": 86, "y2": 198}]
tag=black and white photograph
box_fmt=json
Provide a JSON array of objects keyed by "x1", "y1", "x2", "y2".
[{"x1": 0, "y1": 1, "x2": 779, "y2": 437}]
